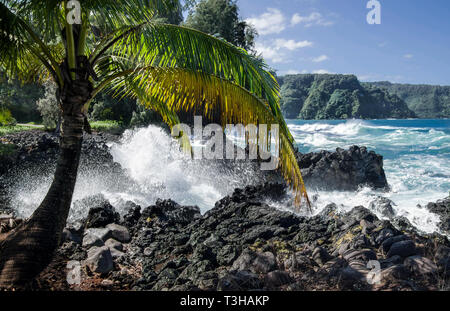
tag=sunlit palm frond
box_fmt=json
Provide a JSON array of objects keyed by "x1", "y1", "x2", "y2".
[
  {"x1": 99, "y1": 22, "x2": 294, "y2": 143},
  {"x1": 107, "y1": 66, "x2": 309, "y2": 208}
]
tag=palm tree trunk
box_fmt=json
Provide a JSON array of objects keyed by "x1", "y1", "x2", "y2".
[{"x1": 0, "y1": 79, "x2": 91, "y2": 288}]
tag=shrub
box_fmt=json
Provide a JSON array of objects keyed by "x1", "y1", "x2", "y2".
[
  {"x1": 0, "y1": 108, "x2": 16, "y2": 126},
  {"x1": 36, "y1": 81, "x2": 60, "y2": 129}
]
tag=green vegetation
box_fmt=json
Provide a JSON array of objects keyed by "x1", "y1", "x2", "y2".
[
  {"x1": 278, "y1": 74, "x2": 416, "y2": 119},
  {"x1": 90, "y1": 120, "x2": 124, "y2": 134},
  {"x1": 0, "y1": 107, "x2": 16, "y2": 126},
  {"x1": 0, "y1": 78, "x2": 43, "y2": 123},
  {"x1": 0, "y1": 124, "x2": 42, "y2": 137},
  {"x1": 185, "y1": 0, "x2": 257, "y2": 51},
  {"x1": 36, "y1": 81, "x2": 59, "y2": 129},
  {"x1": 363, "y1": 82, "x2": 450, "y2": 118}
]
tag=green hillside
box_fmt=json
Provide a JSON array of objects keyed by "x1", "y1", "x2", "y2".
[
  {"x1": 363, "y1": 81, "x2": 450, "y2": 118},
  {"x1": 278, "y1": 74, "x2": 416, "y2": 120}
]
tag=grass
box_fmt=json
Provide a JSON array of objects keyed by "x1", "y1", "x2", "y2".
[
  {"x1": 0, "y1": 120, "x2": 123, "y2": 137},
  {"x1": 90, "y1": 120, "x2": 124, "y2": 134},
  {"x1": 0, "y1": 124, "x2": 44, "y2": 137}
]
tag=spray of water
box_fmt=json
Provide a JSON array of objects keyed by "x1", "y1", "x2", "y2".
[
  {"x1": 6, "y1": 120, "x2": 449, "y2": 235},
  {"x1": 9, "y1": 125, "x2": 264, "y2": 220}
]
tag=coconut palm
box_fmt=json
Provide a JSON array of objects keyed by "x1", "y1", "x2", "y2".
[{"x1": 0, "y1": 0, "x2": 310, "y2": 287}]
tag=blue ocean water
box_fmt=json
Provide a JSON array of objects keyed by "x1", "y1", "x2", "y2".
[{"x1": 287, "y1": 119, "x2": 450, "y2": 233}]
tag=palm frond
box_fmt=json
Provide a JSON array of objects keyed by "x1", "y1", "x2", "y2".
[
  {"x1": 105, "y1": 66, "x2": 309, "y2": 208},
  {"x1": 99, "y1": 22, "x2": 294, "y2": 143},
  {"x1": 0, "y1": 1, "x2": 64, "y2": 84}
]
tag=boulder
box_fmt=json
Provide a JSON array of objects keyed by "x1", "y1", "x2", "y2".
[
  {"x1": 264, "y1": 270, "x2": 293, "y2": 288},
  {"x1": 297, "y1": 146, "x2": 389, "y2": 191},
  {"x1": 105, "y1": 238, "x2": 124, "y2": 252},
  {"x1": 82, "y1": 228, "x2": 112, "y2": 248},
  {"x1": 387, "y1": 240, "x2": 416, "y2": 258},
  {"x1": 404, "y1": 256, "x2": 437, "y2": 275},
  {"x1": 426, "y1": 197, "x2": 450, "y2": 235},
  {"x1": 232, "y1": 250, "x2": 277, "y2": 274},
  {"x1": 369, "y1": 197, "x2": 396, "y2": 219},
  {"x1": 106, "y1": 223, "x2": 131, "y2": 243},
  {"x1": 217, "y1": 270, "x2": 261, "y2": 291},
  {"x1": 82, "y1": 195, "x2": 120, "y2": 228},
  {"x1": 84, "y1": 246, "x2": 114, "y2": 274}
]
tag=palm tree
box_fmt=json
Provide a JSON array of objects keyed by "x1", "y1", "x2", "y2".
[{"x1": 0, "y1": 0, "x2": 310, "y2": 287}]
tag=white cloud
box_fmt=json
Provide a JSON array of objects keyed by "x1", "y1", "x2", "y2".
[
  {"x1": 404, "y1": 54, "x2": 414, "y2": 59},
  {"x1": 255, "y1": 43, "x2": 285, "y2": 63},
  {"x1": 286, "y1": 70, "x2": 302, "y2": 75},
  {"x1": 255, "y1": 39, "x2": 313, "y2": 63},
  {"x1": 246, "y1": 8, "x2": 286, "y2": 35},
  {"x1": 312, "y1": 69, "x2": 333, "y2": 74},
  {"x1": 275, "y1": 39, "x2": 313, "y2": 50},
  {"x1": 291, "y1": 12, "x2": 334, "y2": 27},
  {"x1": 312, "y1": 54, "x2": 329, "y2": 63}
]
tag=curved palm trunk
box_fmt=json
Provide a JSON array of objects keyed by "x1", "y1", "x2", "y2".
[{"x1": 0, "y1": 79, "x2": 91, "y2": 288}]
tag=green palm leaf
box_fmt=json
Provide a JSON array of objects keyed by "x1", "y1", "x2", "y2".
[{"x1": 106, "y1": 66, "x2": 310, "y2": 208}]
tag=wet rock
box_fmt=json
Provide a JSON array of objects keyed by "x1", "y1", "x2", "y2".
[
  {"x1": 84, "y1": 246, "x2": 114, "y2": 274},
  {"x1": 122, "y1": 202, "x2": 141, "y2": 229},
  {"x1": 297, "y1": 146, "x2": 389, "y2": 191},
  {"x1": 346, "y1": 206, "x2": 378, "y2": 223},
  {"x1": 106, "y1": 223, "x2": 130, "y2": 243},
  {"x1": 387, "y1": 240, "x2": 416, "y2": 258},
  {"x1": 81, "y1": 195, "x2": 120, "y2": 228},
  {"x1": 391, "y1": 216, "x2": 415, "y2": 232},
  {"x1": 426, "y1": 197, "x2": 450, "y2": 235},
  {"x1": 369, "y1": 197, "x2": 396, "y2": 219},
  {"x1": 142, "y1": 199, "x2": 201, "y2": 227}
]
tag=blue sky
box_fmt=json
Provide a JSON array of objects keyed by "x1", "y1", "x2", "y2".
[{"x1": 235, "y1": 0, "x2": 450, "y2": 85}]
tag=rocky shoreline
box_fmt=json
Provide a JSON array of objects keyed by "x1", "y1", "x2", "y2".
[
  {"x1": 28, "y1": 184, "x2": 450, "y2": 291},
  {"x1": 0, "y1": 129, "x2": 449, "y2": 291}
]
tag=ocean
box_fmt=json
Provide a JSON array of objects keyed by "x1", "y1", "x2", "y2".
[{"x1": 287, "y1": 119, "x2": 450, "y2": 233}]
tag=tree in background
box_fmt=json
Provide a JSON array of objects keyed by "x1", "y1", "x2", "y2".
[
  {"x1": 185, "y1": 0, "x2": 257, "y2": 51},
  {"x1": 36, "y1": 81, "x2": 59, "y2": 129}
]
